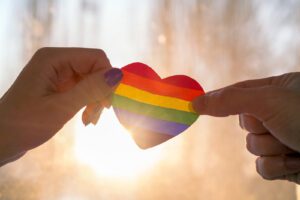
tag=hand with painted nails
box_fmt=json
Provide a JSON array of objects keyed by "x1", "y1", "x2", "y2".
[
  {"x1": 192, "y1": 72, "x2": 300, "y2": 184},
  {"x1": 0, "y1": 47, "x2": 123, "y2": 166}
]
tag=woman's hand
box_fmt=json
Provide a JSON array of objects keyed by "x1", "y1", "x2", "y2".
[
  {"x1": 0, "y1": 47, "x2": 123, "y2": 165},
  {"x1": 192, "y1": 72, "x2": 300, "y2": 183}
]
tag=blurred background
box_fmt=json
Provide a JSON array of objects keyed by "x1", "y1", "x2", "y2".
[{"x1": 0, "y1": 0, "x2": 300, "y2": 199}]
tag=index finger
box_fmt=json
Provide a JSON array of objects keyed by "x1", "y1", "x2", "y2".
[{"x1": 192, "y1": 86, "x2": 282, "y2": 121}]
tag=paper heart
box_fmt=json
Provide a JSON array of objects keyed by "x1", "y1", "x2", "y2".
[{"x1": 112, "y1": 62, "x2": 204, "y2": 149}]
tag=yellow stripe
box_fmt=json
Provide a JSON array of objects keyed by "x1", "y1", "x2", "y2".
[{"x1": 115, "y1": 83, "x2": 196, "y2": 113}]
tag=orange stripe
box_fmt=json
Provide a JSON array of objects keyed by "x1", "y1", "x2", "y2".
[{"x1": 121, "y1": 70, "x2": 204, "y2": 101}]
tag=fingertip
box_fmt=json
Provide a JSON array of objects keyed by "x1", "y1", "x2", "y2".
[
  {"x1": 104, "y1": 68, "x2": 123, "y2": 87},
  {"x1": 256, "y1": 156, "x2": 273, "y2": 180},
  {"x1": 239, "y1": 114, "x2": 268, "y2": 134},
  {"x1": 255, "y1": 157, "x2": 272, "y2": 179}
]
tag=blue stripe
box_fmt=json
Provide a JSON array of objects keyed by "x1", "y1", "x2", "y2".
[{"x1": 114, "y1": 108, "x2": 189, "y2": 136}]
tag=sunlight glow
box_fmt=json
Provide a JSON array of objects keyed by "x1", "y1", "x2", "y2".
[{"x1": 74, "y1": 108, "x2": 164, "y2": 179}]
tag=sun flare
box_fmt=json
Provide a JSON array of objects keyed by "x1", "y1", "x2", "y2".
[{"x1": 74, "y1": 108, "x2": 164, "y2": 179}]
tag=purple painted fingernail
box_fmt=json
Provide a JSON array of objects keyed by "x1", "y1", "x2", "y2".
[{"x1": 104, "y1": 68, "x2": 123, "y2": 87}]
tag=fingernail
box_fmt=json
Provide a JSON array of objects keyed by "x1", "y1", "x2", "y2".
[
  {"x1": 255, "y1": 157, "x2": 263, "y2": 175},
  {"x1": 285, "y1": 157, "x2": 300, "y2": 170},
  {"x1": 82, "y1": 111, "x2": 90, "y2": 126},
  {"x1": 104, "y1": 68, "x2": 123, "y2": 87},
  {"x1": 82, "y1": 105, "x2": 102, "y2": 126},
  {"x1": 246, "y1": 134, "x2": 251, "y2": 150},
  {"x1": 84, "y1": 122, "x2": 91, "y2": 126},
  {"x1": 91, "y1": 112, "x2": 101, "y2": 125},
  {"x1": 239, "y1": 115, "x2": 245, "y2": 130}
]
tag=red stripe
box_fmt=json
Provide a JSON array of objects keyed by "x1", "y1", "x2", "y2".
[
  {"x1": 161, "y1": 75, "x2": 203, "y2": 90},
  {"x1": 122, "y1": 62, "x2": 161, "y2": 80},
  {"x1": 121, "y1": 70, "x2": 204, "y2": 101},
  {"x1": 122, "y1": 62, "x2": 203, "y2": 90}
]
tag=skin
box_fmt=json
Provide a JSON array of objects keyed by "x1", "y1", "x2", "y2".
[
  {"x1": 1, "y1": 48, "x2": 299, "y2": 185},
  {"x1": 0, "y1": 47, "x2": 120, "y2": 166},
  {"x1": 193, "y1": 72, "x2": 300, "y2": 184}
]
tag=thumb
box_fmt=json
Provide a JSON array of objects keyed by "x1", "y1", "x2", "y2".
[
  {"x1": 58, "y1": 68, "x2": 123, "y2": 113},
  {"x1": 192, "y1": 86, "x2": 277, "y2": 119}
]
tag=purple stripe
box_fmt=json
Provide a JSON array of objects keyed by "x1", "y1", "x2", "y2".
[{"x1": 114, "y1": 108, "x2": 189, "y2": 136}]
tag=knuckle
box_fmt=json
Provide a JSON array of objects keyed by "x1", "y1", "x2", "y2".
[
  {"x1": 95, "y1": 49, "x2": 107, "y2": 58},
  {"x1": 34, "y1": 47, "x2": 55, "y2": 59},
  {"x1": 93, "y1": 49, "x2": 111, "y2": 68},
  {"x1": 35, "y1": 47, "x2": 51, "y2": 56},
  {"x1": 263, "y1": 86, "x2": 287, "y2": 103},
  {"x1": 219, "y1": 88, "x2": 235, "y2": 100}
]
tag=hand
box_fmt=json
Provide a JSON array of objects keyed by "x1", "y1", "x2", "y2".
[
  {"x1": 192, "y1": 72, "x2": 300, "y2": 184},
  {"x1": 0, "y1": 47, "x2": 123, "y2": 166}
]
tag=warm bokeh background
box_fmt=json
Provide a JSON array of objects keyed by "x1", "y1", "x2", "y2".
[{"x1": 0, "y1": 0, "x2": 300, "y2": 199}]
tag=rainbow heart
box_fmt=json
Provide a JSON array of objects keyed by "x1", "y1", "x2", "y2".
[{"x1": 112, "y1": 63, "x2": 204, "y2": 149}]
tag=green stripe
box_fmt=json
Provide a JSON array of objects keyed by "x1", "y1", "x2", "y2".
[{"x1": 112, "y1": 94, "x2": 198, "y2": 125}]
